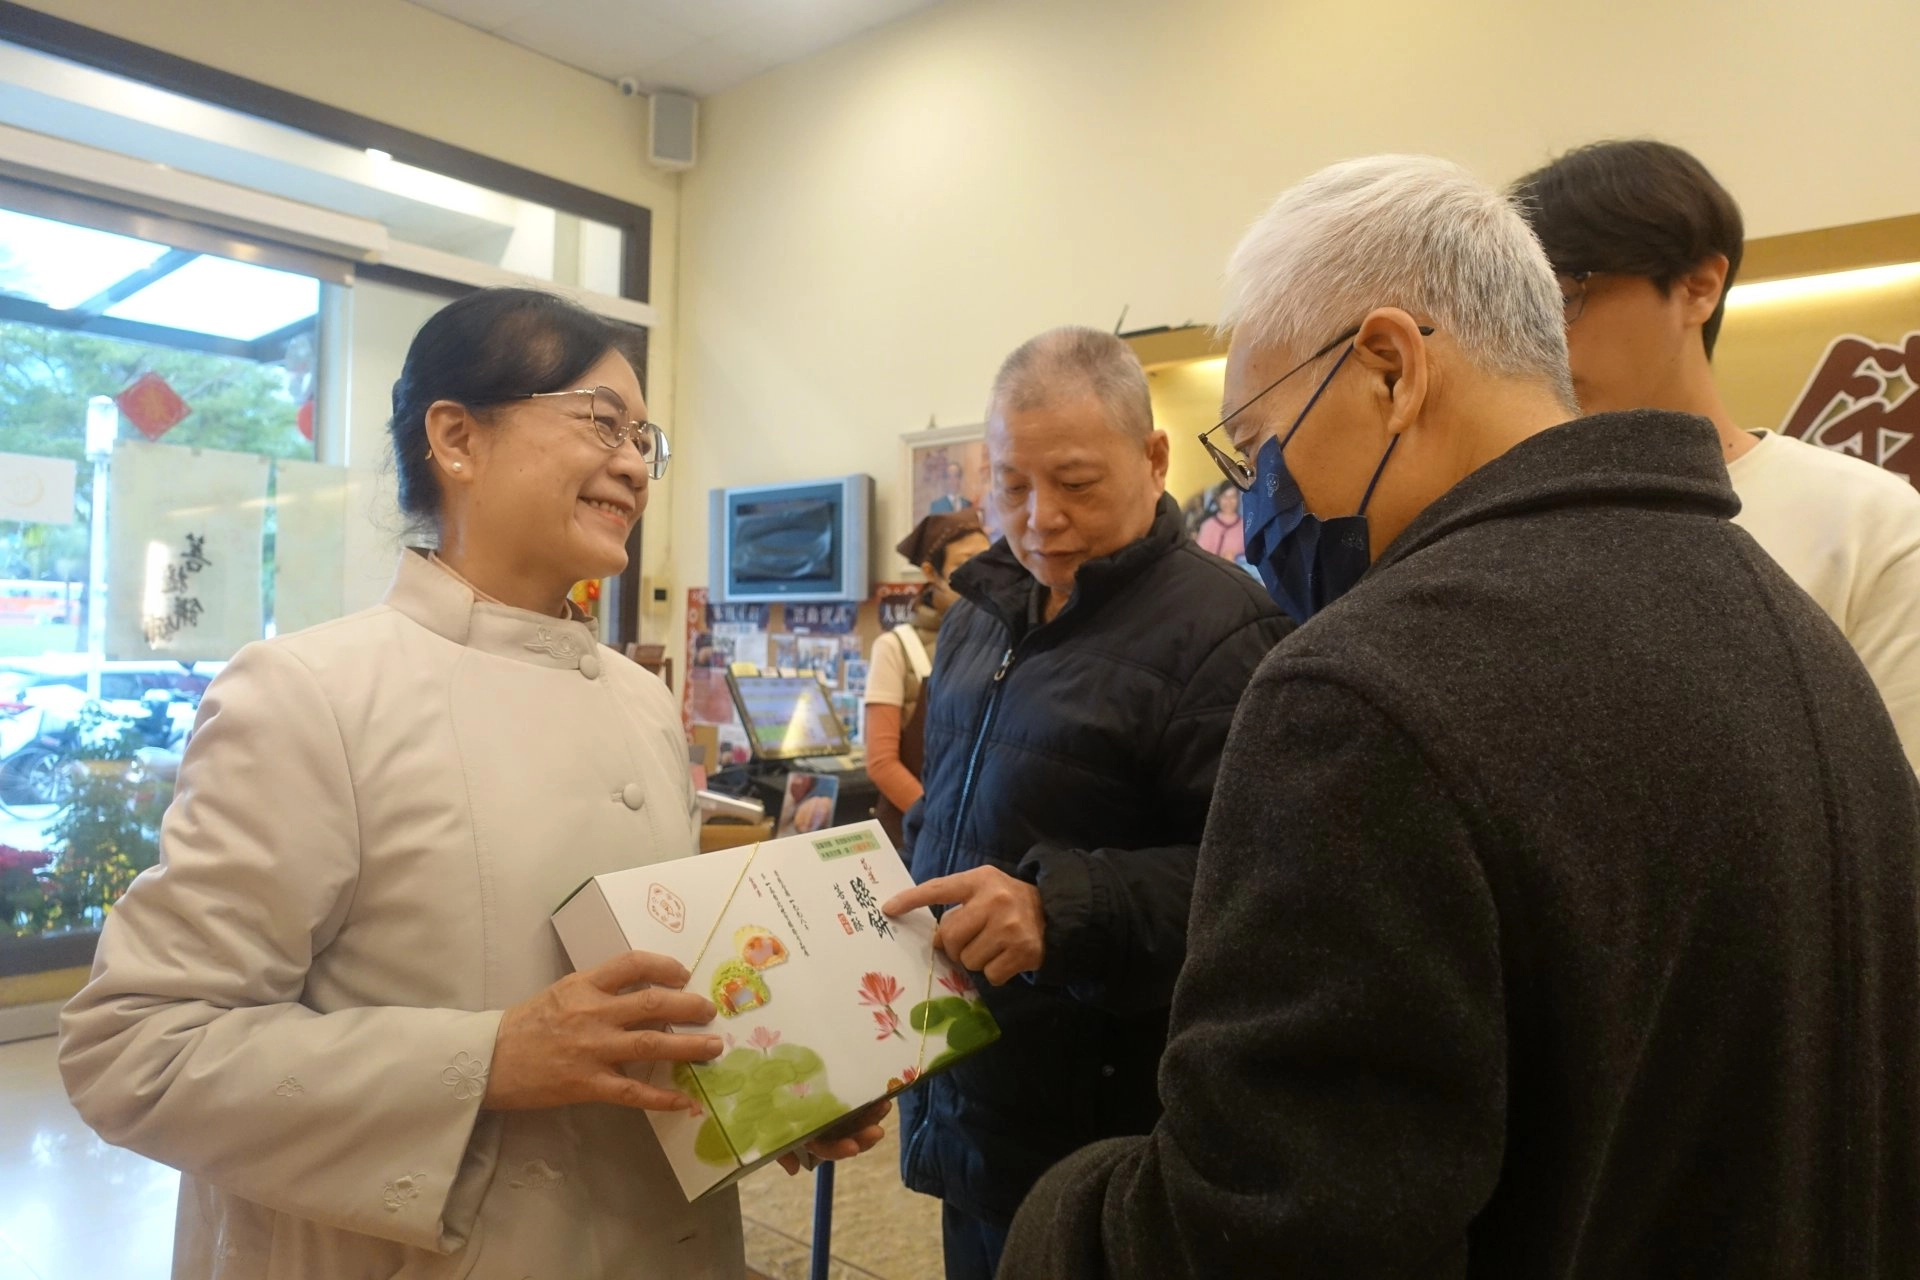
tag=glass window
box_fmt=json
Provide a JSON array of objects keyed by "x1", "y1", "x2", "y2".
[
  {"x1": 102, "y1": 255, "x2": 320, "y2": 343},
  {"x1": 0, "y1": 39, "x2": 636, "y2": 299},
  {"x1": 0, "y1": 207, "x2": 171, "y2": 308},
  {"x1": 1, "y1": 198, "x2": 320, "y2": 952}
]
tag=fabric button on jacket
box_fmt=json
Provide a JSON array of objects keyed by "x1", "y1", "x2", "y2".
[
  {"x1": 622, "y1": 782, "x2": 646, "y2": 810},
  {"x1": 579, "y1": 652, "x2": 601, "y2": 680}
]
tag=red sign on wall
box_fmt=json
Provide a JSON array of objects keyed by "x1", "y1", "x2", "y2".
[
  {"x1": 114, "y1": 372, "x2": 191, "y2": 441},
  {"x1": 1783, "y1": 331, "x2": 1919, "y2": 489}
]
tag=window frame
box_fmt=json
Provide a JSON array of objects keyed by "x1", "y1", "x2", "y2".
[
  {"x1": 0, "y1": 1, "x2": 656, "y2": 650},
  {"x1": 0, "y1": 1, "x2": 652, "y2": 305}
]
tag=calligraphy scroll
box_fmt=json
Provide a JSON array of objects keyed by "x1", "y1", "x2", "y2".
[{"x1": 107, "y1": 440, "x2": 267, "y2": 661}]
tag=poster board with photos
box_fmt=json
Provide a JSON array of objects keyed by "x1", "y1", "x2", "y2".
[{"x1": 684, "y1": 585, "x2": 924, "y2": 764}]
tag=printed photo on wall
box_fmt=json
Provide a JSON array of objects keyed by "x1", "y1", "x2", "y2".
[
  {"x1": 796, "y1": 636, "x2": 844, "y2": 683},
  {"x1": 1190, "y1": 479, "x2": 1247, "y2": 564},
  {"x1": 775, "y1": 772, "x2": 841, "y2": 837},
  {"x1": 1178, "y1": 479, "x2": 1243, "y2": 562},
  {"x1": 831, "y1": 692, "x2": 864, "y2": 745},
  {"x1": 903, "y1": 424, "x2": 999, "y2": 540},
  {"x1": 692, "y1": 631, "x2": 736, "y2": 669},
  {"x1": 842, "y1": 658, "x2": 870, "y2": 697}
]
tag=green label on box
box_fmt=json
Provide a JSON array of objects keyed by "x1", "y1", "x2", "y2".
[{"x1": 814, "y1": 830, "x2": 880, "y2": 860}]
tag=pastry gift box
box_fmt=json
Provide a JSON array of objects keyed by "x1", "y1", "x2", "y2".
[{"x1": 552, "y1": 819, "x2": 1001, "y2": 1200}]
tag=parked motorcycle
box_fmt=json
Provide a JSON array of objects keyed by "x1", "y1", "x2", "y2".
[
  {"x1": 0, "y1": 700, "x2": 75, "y2": 813},
  {"x1": 1, "y1": 686, "x2": 192, "y2": 812}
]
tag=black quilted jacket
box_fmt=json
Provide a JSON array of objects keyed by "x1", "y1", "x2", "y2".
[{"x1": 897, "y1": 492, "x2": 1291, "y2": 1223}]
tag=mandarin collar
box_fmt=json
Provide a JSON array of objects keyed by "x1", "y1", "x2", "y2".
[
  {"x1": 1371, "y1": 411, "x2": 1737, "y2": 579},
  {"x1": 384, "y1": 549, "x2": 604, "y2": 673}
]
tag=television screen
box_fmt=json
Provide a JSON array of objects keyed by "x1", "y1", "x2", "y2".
[
  {"x1": 711, "y1": 474, "x2": 872, "y2": 603},
  {"x1": 730, "y1": 494, "x2": 838, "y2": 589}
]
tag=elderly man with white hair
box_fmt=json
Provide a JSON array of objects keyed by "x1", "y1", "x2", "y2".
[{"x1": 1000, "y1": 156, "x2": 1920, "y2": 1278}]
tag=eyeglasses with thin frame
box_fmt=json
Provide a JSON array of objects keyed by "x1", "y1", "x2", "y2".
[
  {"x1": 1557, "y1": 270, "x2": 1591, "y2": 325},
  {"x1": 1198, "y1": 323, "x2": 1434, "y2": 491},
  {"x1": 517, "y1": 385, "x2": 671, "y2": 479}
]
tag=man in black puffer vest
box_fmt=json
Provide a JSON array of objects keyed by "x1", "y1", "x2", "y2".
[
  {"x1": 1002, "y1": 156, "x2": 1920, "y2": 1279},
  {"x1": 882, "y1": 326, "x2": 1290, "y2": 1279}
]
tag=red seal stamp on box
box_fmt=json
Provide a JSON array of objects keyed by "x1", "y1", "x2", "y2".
[{"x1": 648, "y1": 883, "x2": 686, "y2": 933}]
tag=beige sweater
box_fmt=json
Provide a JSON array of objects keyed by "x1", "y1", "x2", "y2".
[{"x1": 1728, "y1": 432, "x2": 1920, "y2": 772}]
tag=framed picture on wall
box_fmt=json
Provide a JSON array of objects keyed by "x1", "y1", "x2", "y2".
[{"x1": 901, "y1": 423, "x2": 998, "y2": 546}]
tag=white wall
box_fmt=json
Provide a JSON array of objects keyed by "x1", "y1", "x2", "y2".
[{"x1": 670, "y1": 0, "x2": 1920, "y2": 662}]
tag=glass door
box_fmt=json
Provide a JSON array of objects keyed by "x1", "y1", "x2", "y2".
[{"x1": 0, "y1": 188, "x2": 332, "y2": 1029}]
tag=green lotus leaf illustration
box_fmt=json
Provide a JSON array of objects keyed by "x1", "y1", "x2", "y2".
[
  {"x1": 910, "y1": 996, "x2": 973, "y2": 1032},
  {"x1": 694, "y1": 1115, "x2": 734, "y2": 1165}
]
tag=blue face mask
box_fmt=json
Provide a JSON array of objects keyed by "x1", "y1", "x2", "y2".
[{"x1": 1240, "y1": 346, "x2": 1400, "y2": 625}]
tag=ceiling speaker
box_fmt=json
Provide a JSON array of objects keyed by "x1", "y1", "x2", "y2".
[{"x1": 649, "y1": 92, "x2": 698, "y2": 172}]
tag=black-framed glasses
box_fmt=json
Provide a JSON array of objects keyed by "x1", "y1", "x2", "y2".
[
  {"x1": 519, "y1": 386, "x2": 671, "y2": 479},
  {"x1": 1199, "y1": 323, "x2": 1434, "y2": 490},
  {"x1": 1557, "y1": 270, "x2": 1592, "y2": 325}
]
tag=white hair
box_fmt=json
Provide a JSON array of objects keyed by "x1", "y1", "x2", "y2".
[
  {"x1": 1223, "y1": 155, "x2": 1574, "y2": 407},
  {"x1": 987, "y1": 326, "x2": 1154, "y2": 440}
]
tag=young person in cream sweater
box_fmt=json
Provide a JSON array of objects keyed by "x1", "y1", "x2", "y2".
[{"x1": 1515, "y1": 140, "x2": 1920, "y2": 771}]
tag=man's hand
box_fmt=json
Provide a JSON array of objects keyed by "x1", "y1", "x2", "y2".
[
  {"x1": 883, "y1": 866, "x2": 1045, "y2": 985},
  {"x1": 777, "y1": 1100, "x2": 892, "y2": 1175}
]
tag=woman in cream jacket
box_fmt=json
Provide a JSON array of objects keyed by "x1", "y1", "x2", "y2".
[{"x1": 58, "y1": 289, "x2": 883, "y2": 1278}]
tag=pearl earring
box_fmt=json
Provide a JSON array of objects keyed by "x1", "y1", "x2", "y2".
[{"x1": 451, "y1": 462, "x2": 462, "y2": 471}]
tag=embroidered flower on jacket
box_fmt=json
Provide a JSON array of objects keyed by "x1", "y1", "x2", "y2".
[
  {"x1": 508, "y1": 1159, "x2": 564, "y2": 1190},
  {"x1": 441, "y1": 1052, "x2": 488, "y2": 1101},
  {"x1": 273, "y1": 1076, "x2": 304, "y2": 1097},
  {"x1": 382, "y1": 1172, "x2": 426, "y2": 1213},
  {"x1": 525, "y1": 627, "x2": 582, "y2": 660}
]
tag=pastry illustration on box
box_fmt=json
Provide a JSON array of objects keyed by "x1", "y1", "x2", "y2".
[{"x1": 551, "y1": 819, "x2": 1001, "y2": 1200}]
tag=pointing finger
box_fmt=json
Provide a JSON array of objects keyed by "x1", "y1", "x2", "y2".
[{"x1": 884, "y1": 873, "x2": 975, "y2": 917}]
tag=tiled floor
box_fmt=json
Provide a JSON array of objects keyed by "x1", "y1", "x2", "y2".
[
  {"x1": 0, "y1": 1036, "x2": 179, "y2": 1279},
  {"x1": 736, "y1": 1125, "x2": 943, "y2": 1280},
  {"x1": 0, "y1": 1035, "x2": 943, "y2": 1280}
]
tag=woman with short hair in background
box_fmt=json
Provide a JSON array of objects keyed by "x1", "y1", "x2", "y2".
[{"x1": 865, "y1": 512, "x2": 990, "y2": 846}]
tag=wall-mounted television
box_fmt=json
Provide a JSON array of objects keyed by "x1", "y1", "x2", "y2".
[{"x1": 708, "y1": 474, "x2": 872, "y2": 603}]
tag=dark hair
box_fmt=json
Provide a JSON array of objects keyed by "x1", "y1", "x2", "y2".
[
  {"x1": 1510, "y1": 140, "x2": 1744, "y2": 357},
  {"x1": 389, "y1": 288, "x2": 625, "y2": 522}
]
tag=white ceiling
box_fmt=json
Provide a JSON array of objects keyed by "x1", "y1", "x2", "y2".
[{"x1": 405, "y1": 0, "x2": 943, "y2": 97}]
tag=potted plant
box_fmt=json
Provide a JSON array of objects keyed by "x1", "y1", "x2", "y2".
[{"x1": 0, "y1": 708, "x2": 173, "y2": 988}]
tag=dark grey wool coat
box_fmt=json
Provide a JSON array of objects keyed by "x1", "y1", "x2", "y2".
[{"x1": 1001, "y1": 410, "x2": 1920, "y2": 1279}]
